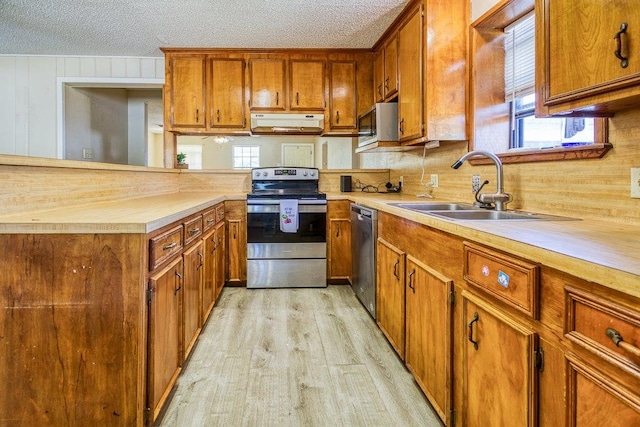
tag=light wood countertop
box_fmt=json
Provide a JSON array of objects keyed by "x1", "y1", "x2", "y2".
[
  {"x1": 0, "y1": 190, "x2": 637, "y2": 299},
  {"x1": 328, "y1": 192, "x2": 640, "y2": 299},
  {"x1": 0, "y1": 192, "x2": 245, "y2": 234}
]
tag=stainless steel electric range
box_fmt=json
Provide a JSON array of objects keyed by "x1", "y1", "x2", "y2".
[{"x1": 246, "y1": 167, "x2": 327, "y2": 288}]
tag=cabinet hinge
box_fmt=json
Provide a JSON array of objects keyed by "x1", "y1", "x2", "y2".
[
  {"x1": 146, "y1": 289, "x2": 154, "y2": 304},
  {"x1": 144, "y1": 407, "x2": 151, "y2": 425},
  {"x1": 535, "y1": 347, "x2": 545, "y2": 372},
  {"x1": 449, "y1": 290, "x2": 456, "y2": 307}
]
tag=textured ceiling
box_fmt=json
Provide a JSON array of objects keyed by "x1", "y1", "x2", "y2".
[{"x1": 0, "y1": 0, "x2": 409, "y2": 57}]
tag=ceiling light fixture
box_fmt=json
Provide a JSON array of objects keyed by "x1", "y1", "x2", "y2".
[{"x1": 208, "y1": 135, "x2": 233, "y2": 144}]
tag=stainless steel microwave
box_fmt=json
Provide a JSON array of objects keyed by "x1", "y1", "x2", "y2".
[{"x1": 357, "y1": 102, "x2": 398, "y2": 147}]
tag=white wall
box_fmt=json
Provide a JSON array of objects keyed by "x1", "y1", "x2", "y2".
[
  {"x1": 471, "y1": 0, "x2": 501, "y2": 21},
  {"x1": 0, "y1": 55, "x2": 164, "y2": 159}
]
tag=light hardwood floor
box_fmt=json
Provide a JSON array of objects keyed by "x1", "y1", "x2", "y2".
[{"x1": 159, "y1": 285, "x2": 442, "y2": 426}]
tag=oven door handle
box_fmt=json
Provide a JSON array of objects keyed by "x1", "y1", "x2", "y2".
[{"x1": 247, "y1": 204, "x2": 327, "y2": 214}]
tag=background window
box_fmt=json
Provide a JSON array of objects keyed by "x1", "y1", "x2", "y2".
[
  {"x1": 233, "y1": 145, "x2": 260, "y2": 169},
  {"x1": 176, "y1": 144, "x2": 203, "y2": 169}
]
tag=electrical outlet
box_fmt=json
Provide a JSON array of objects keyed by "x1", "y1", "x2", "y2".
[
  {"x1": 430, "y1": 174, "x2": 439, "y2": 188},
  {"x1": 632, "y1": 167, "x2": 640, "y2": 198},
  {"x1": 472, "y1": 175, "x2": 481, "y2": 193},
  {"x1": 82, "y1": 148, "x2": 94, "y2": 160}
]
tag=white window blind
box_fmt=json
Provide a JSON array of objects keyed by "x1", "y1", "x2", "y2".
[{"x1": 504, "y1": 12, "x2": 535, "y2": 103}]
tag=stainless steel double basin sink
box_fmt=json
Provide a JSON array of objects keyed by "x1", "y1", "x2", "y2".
[{"x1": 388, "y1": 202, "x2": 576, "y2": 221}]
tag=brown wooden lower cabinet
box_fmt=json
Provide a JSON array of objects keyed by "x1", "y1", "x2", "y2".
[
  {"x1": 147, "y1": 256, "x2": 183, "y2": 422},
  {"x1": 405, "y1": 255, "x2": 453, "y2": 425},
  {"x1": 376, "y1": 237, "x2": 406, "y2": 359},
  {"x1": 182, "y1": 240, "x2": 203, "y2": 362},
  {"x1": 327, "y1": 200, "x2": 352, "y2": 282},
  {"x1": 225, "y1": 200, "x2": 247, "y2": 284},
  {"x1": 461, "y1": 290, "x2": 538, "y2": 427}
]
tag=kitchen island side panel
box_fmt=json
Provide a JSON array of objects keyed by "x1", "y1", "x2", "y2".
[{"x1": 0, "y1": 233, "x2": 146, "y2": 426}]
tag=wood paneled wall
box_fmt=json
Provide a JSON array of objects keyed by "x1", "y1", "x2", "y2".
[
  {"x1": 0, "y1": 55, "x2": 164, "y2": 158},
  {"x1": 359, "y1": 108, "x2": 640, "y2": 226}
]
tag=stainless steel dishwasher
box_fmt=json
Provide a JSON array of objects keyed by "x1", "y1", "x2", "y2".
[{"x1": 350, "y1": 203, "x2": 377, "y2": 319}]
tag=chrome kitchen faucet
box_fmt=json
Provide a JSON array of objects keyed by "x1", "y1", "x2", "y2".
[{"x1": 451, "y1": 150, "x2": 512, "y2": 211}]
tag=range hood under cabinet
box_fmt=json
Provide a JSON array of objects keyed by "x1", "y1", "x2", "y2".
[{"x1": 250, "y1": 113, "x2": 324, "y2": 134}]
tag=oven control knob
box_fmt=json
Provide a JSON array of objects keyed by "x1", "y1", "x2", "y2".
[
  {"x1": 302, "y1": 171, "x2": 308, "y2": 176},
  {"x1": 254, "y1": 171, "x2": 260, "y2": 178},
  {"x1": 310, "y1": 170, "x2": 316, "y2": 177},
  {"x1": 262, "y1": 171, "x2": 268, "y2": 177}
]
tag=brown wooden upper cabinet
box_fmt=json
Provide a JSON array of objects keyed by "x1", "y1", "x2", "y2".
[
  {"x1": 536, "y1": 0, "x2": 640, "y2": 116},
  {"x1": 249, "y1": 58, "x2": 286, "y2": 110},
  {"x1": 210, "y1": 58, "x2": 246, "y2": 128},
  {"x1": 373, "y1": 36, "x2": 399, "y2": 102},
  {"x1": 290, "y1": 60, "x2": 325, "y2": 111},
  {"x1": 397, "y1": 5, "x2": 423, "y2": 142},
  {"x1": 168, "y1": 56, "x2": 207, "y2": 129},
  {"x1": 329, "y1": 60, "x2": 357, "y2": 130}
]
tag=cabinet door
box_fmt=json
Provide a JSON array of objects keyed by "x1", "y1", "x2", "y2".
[
  {"x1": 328, "y1": 218, "x2": 351, "y2": 279},
  {"x1": 169, "y1": 56, "x2": 206, "y2": 129},
  {"x1": 374, "y1": 51, "x2": 385, "y2": 102},
  {"x1": 214, "y1": 221, "x2": 226, "y2": 300},
  {"x1": 329, "y1": 60, "x2": 357, "y2": 129},
  {"x1": 290, "y1": 60, "x2": 325, "y2": 111},
  {"x1": 202, "y1": 228, "x2": 216, "y2": 323},
  {"x1": 543, "y1": 0, "x2": 640, "y2": 105},
  {"x1": 384, "y1": 35, "x2": 398, "y2": 99},
  {"x1": 397, "y1": 6, "x2": 423, "y2": 141},
  {"x1": 225, "y1": 201, "x2": 247, "y2": 284},
  {"x1": 210, "y1": 58, "x2": 246, "y2": 128},
  {"x1": 462, "y1": 291, "x2": 538, "y2": 427},
  {"x1": 405, "y1": 255, "x2": 453, "y2": 424},
  {"x1": 376, "y1": 238, "x2": 406, "y2": 359},
  {"x1": 249, "y1": 58, "x2": 286, "y2": 110},
  {"x1": 183, "y1": 241, "x2": 203, "y2": 361},
  {"x1": 147, "y1": 257, "x2": 183, "y2": 423}
]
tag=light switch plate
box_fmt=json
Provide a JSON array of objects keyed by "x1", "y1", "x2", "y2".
[{"x1": 632, "y1": 167, "x2": 640, "y2": 198}]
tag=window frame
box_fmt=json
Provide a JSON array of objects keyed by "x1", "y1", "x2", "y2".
[
  {"x1": 468, "y1": 0, "x2": 611, "y2": 165},
  {"x1": 232, "y1": 145, "x2": 260, "y2": 170}
]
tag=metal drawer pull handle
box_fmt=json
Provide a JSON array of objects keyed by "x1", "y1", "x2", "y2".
[
  {"x1": 336, "y1": 110, "x2": 340, "y2": 124},
  {"x1": 606, "y1": 328, "x2": 640, "y2": 357},
  {"x1": 468, "y1": 312, "x2": 479, "y2": 350},
  {"x1": 174, "y1": 270, "x2": 183, "y2": 294},
  {"x1": 276, "y1": 92, "x2": 279, "y2": 106},
  {"x1": 216, "y1": 109, "x2": 221, "y2": 122},
  {"x1": 207, "y1": 218, "x2": 214, "y2": 223},
  {"x1": 408, "y1": 269, "x2": 415, "y2": 292},
  {"x1": 393, "y1": 259, "x2": 399, "y2": 279},
  {"x1": 614, "y1": 23, "x2": 629, "y2": 68},
  {"x1": 189, "y1": 227, "x2": 200, "y2": 235},
  {"x1": 162, "y1": 242, "x2": 177, "y2": 250}
]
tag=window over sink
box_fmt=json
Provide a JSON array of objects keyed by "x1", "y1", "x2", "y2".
[{"x1": 469, "y1": 0, "x2": 610, "y2": 164}]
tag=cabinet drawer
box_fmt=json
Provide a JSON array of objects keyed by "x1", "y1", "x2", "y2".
[
  {"x1": 184, "y1": 216, "x2": 203, "y2": 246},
  {"x1": 202, "y1": 208, "x2": 217, "y2": 231},
  {"x1": 215, "y1": 204, "x2": 225, "y2": 223},
  {"x1": 149, "y1": 225, "x2": 183, "y2": 271},
  {"x1": 463, "y1": 242, "x2": 539, "y2": 318},
  {"x1": 565, "y1": 286, "x2": 640, "y2": 376}
]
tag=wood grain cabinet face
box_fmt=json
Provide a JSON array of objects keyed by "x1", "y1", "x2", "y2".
[
  {"x1": 563, "y1": 286, "x2": 640, "y2": 426},
  {"x1": 249, "y1": 58, "x2": 286, "y2": 110},
  {"x1": 461, "y1": 290, "x2": 539, "y2": 427},
  {"x1": 405, "y1": 255, "x2": 453, "y2": 425},
  {"x1": 327, "y1": 200, "x2": 352, "y2": 281},
  {"x1": 376, "y1": 237, "x2": 406, "y2": 359},
  {"x1": 213, "y1": 221, "x2": 226, "y2": 299},
  {"x1": 147, "y1": 256, "x2": 183, "y2": 423},
  {"x1": 149, "y1": 225, "x2": 183, "y2": 271},
  {"x1": 329, "y1": 60, "x2": 357, "y2": 130},
  {"x1": 182, "y1": 241, "x2": 203, "y2": 361},
  {"x1": 374, "y1": 51, "x2": 385, "y2": 102},
  {"x1": 290, "y1": 60, "x2": 325, "y2": 111},
  {"x1": 202, "y1": 227, "x2": 216, "y2": 322},
  {"x1": 464, "y1": 242, "x2": 540, "y2": 319},
  {"x1": 537, "y1": 0, "x2": 640, "y2": 115},
  {"x1": 184, "y1": 215, "x2": 203, "y2": 247},
  {"x1": 383, "y1": 35, "x2": 398, "y2": 99},
  {"x1": 169, "y1": 56, "x2": 207, "y2": 129},
  {"x1": 210, "y1": 58, "x2": 246, "y2": 128},
  {"x1": 397, "y1": 5, "x2": 423, "y2": 142},
  {"x1": 225, "y1": 201, "x2": 247, "y2": 284}
]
